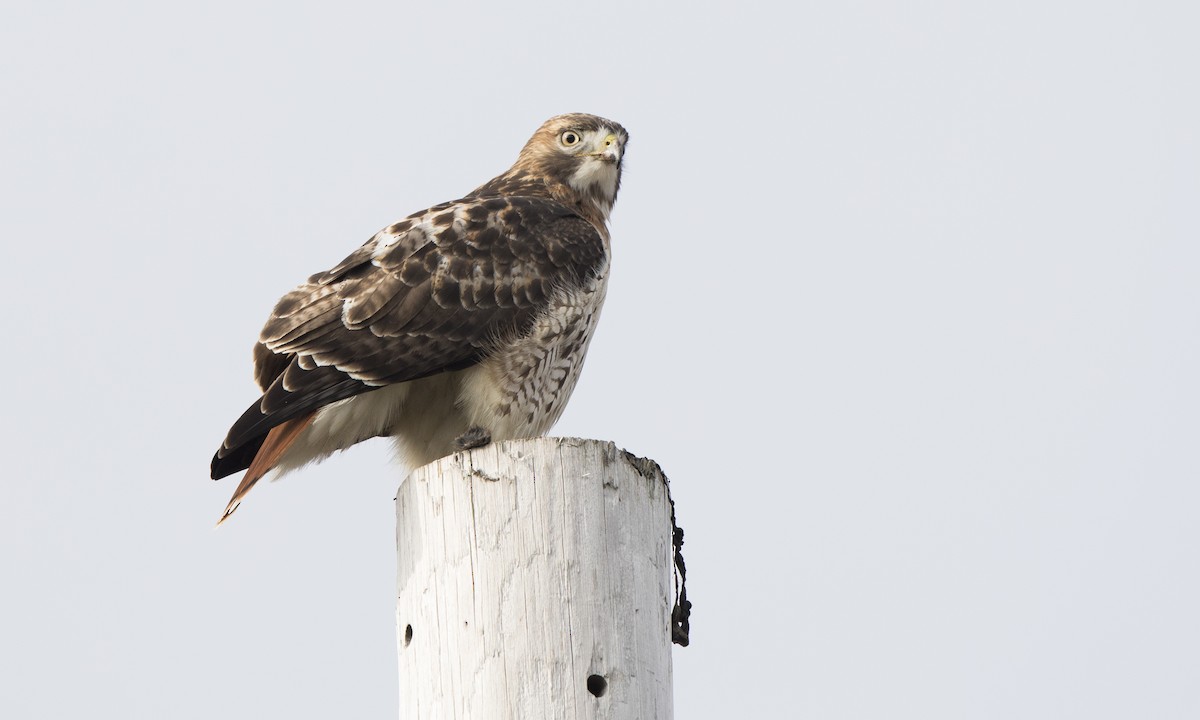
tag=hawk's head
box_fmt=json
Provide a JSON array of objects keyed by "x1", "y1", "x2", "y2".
[{"x1": 514, "y1": 113, "x2": 629, "y2": 220}]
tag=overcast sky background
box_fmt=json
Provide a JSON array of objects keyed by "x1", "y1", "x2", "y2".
[{"x1": 2, "y1": 1, "x2": 1197, "y2": 718}]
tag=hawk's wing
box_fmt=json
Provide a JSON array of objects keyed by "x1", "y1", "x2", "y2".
[{"x1": 211, "y1": 196, "x2": 605, "y2": 479}]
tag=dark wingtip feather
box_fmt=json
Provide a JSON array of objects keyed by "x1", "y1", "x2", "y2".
[{"x1": 210, "y1": 438, "x2": 264, "y2": 480}]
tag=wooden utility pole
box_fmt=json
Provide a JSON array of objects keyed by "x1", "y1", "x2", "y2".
[{"x1": 396, "y1": 437, "x2": 681, "y2": 719}]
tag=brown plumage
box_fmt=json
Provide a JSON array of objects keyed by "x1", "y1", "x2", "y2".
[
  {"x1": 211, "y1": 114, "x2": 628, "y2": 524},
  {"x1": 219, "y1": 414, "x2": 316, "y2": 524}
]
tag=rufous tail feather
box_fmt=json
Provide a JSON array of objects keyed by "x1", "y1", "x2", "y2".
[{"x1": 216, "y1": 412, "x2": 316, "y2": 527}]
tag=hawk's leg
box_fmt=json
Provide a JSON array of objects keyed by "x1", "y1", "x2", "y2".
[{"x1": 453, "y1": 426, "x2": 492, "y2": 451}]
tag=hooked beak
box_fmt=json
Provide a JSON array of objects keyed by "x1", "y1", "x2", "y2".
[{"x1": 589, "y1": 133, "x2": 621, "y2": 164}]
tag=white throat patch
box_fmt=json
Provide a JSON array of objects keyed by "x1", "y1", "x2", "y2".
[{"x1": 568, "y1": 156, "x2": 619, "y2": 215}]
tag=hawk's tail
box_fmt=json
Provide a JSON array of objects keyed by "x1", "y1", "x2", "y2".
[{"x1": 216, "y1": 412, "x2": 316, "y2": 527}]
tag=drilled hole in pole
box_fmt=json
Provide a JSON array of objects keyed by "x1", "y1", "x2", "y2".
[
  {"x1": 586, "y1": 674, "x2": 607, "y2": 698},
  {"x1": 403, "y1": 624, "x2": 413, "y2": 646}
]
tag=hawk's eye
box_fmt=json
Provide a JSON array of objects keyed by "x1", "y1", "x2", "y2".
[{"x1": 560, "y1": 131, "x2": 581, "y2": 147}]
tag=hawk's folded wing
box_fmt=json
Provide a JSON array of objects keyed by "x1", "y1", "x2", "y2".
[{"x1": 210, "y1": 195, "x2": 605, "y2": 479}]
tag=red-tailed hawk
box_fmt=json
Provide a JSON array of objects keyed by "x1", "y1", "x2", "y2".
[{"x1": 211, "y1": 113, "x2": 628, "y2": 524}]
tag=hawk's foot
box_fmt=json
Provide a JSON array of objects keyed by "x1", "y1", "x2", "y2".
[{"x1": 453, "y1": 426, "x2": 492, "y2": 451}]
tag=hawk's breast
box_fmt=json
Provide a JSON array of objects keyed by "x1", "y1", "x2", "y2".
[{"x1": 460, "y1": 258, "x2": 610, "y2": 439}]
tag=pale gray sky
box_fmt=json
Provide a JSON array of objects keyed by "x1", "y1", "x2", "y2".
[{"x1": 2, "y1": 1, "x2": 1198, "y2": 718}]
